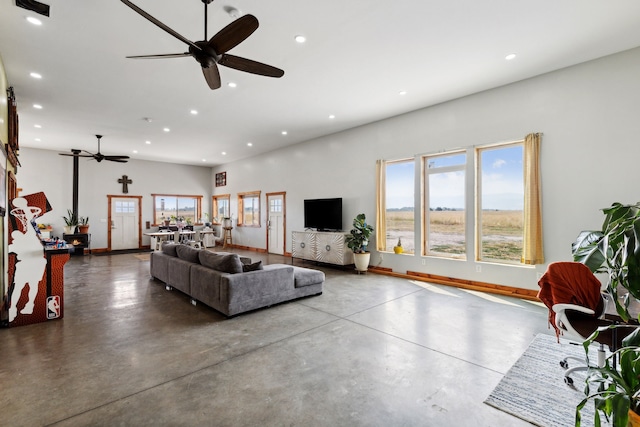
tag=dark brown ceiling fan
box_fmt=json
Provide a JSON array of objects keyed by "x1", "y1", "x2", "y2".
[
  {"x1": 120, "y1": 0, "x2": 285, "y2": 90},
  {"x1": 58, "y1": 135, "x2": 130, "y2": 163}
]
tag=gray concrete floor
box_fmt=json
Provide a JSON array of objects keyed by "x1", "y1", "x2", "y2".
[{"x1": 0, "y1": 249, "x2": 554, "y2": 426}]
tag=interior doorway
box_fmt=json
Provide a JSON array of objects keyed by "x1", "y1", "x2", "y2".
[
  {"x1": 108, "y1": 195, "x2": 142, "y2": 251},
  {"x1": 266, "y1": 192, "x2": 286, "y2": 255}
]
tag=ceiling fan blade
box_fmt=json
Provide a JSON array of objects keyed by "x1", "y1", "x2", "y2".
[
  {"x1": 202, "y1": 65, "x2": 221, "y2": 90},
  {"x1": 120, "y1": 0, "x2": 201, "y2": 51},
  {"x1": 209, "y1": 14, "x2": 259, "y2": 54},
  {"x1": 104, "y1": 155, "x2": 131, "y2": 160},
  {"x1": 105, "y1": 158, "x2": 130, "y2": 163},
  {"x1": 126, "y1": 53, "x2": 191, "y2": 59},
  {"x1": 219, "y1": 54, "x2": 284, "y2": 78}
]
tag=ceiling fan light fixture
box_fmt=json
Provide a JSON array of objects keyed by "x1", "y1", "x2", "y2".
[{"x1": 226, "y1": 7, "x2": 240, "y2": 18}]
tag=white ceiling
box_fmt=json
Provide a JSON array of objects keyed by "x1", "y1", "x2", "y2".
[{"x1": 2, "y1": 0, "x2": 640, "y2": 167}]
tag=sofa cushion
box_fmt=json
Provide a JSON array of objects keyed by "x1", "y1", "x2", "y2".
[
  {"x1": 176, "y1": 244, "x2": 200, "y2": 264},
  {"x1": 292, "y1": 266, "x2": 325, "y2": 288},
  {"x1": 242, "y1": 261, "x2": 263, "y2": 272},
  {"x1": 199, "y1": 251, "x2": 243, "y2": 274},
  {"x1": 161, "y1": 242, "x2": 178, "y2": 257}
]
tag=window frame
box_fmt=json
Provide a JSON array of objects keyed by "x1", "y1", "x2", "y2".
[
  {"x1": 381, "y1": 158, "x2": 415, "y2": 254},
  {"x1": 238, "y1": 191, "x2": 261, "y2": 227},
  {"x1": 151, "y1": 193, "x2": 202, "y2": 226},
  {"x1": 475, "y1": 140, "x2": 525, "y2": 265},
  {"x1": 212, "y1": 194, "x2": 230, "y2": 225},
  {"x1": 422, "y1": 150, "x2": 467, "y2": 260}
]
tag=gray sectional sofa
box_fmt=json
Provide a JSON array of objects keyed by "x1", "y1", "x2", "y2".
[{"x1": 150, "y1": 243, "x2": 325, "y2": 316}]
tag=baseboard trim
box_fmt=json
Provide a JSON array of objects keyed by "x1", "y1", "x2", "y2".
[{"x1": 368, "y1": 267, "x2": 539, "y2": 301}]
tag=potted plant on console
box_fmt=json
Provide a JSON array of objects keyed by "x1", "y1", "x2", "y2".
[
  {"x1": 62, "y1": 209, "x2": 78, "y2": 234},
  {"x1": 78, "y1": 216, "x2": 90, "y2": 234},
  {"x1": 345, "y1": 213, "x2": 374, "y2": 273}
]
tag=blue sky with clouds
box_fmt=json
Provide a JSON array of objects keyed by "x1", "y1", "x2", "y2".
[{"x1": 386, "y1": 145, "x2": 524, "y2": 210}]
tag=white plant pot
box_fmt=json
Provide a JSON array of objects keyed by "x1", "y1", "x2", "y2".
[
  {"x1": 353, "y1": 252, "x2": 371, "y2": 272},
  {"x1": 64, "y1": 226, "x2": 74, "y2": 235}
]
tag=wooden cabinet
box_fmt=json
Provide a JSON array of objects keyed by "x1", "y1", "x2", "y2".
[{"x1": 292, "y1": 231, "x2": 353, "y2": 266}]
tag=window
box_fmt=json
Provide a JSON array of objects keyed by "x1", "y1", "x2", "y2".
[
  {"x1": 115, "y1": 200, "x2": 135, "y2": 213},
  {"x1": 476, "y1": 142, "x2": 524, "y2": 263},
  {"x1": 384, "y1": 159, "x2": 415, "y2": 254},
  {"x1": 212, "y1": 194, "x2": 230, "y2": 224},
  {"x1": 152, "y1": 194, "x2": 202, "y2": 225},
  {"x1": 423, "y1": 151, "x2": 466, "y2": 259},
  {"x1": 270, "y1": 197, "x2": 282, "y2": 213},
  {"x1": 238, "y1": 191, "x2": 260, "y2": 227}
]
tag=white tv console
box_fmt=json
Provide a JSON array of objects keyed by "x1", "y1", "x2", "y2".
[{"x1": 291, "y1": 231, "x2": 353, "y2": 266}]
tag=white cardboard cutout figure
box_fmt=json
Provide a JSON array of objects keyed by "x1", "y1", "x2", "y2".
[{"x1": 8, "y1": 198, "x2": 48, "y2": 322}]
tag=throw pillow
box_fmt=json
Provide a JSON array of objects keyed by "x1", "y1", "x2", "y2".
[
  {"x1": 176, "y1": 244, "x2": 201, "y2": 263},
  {"x1": 242, "y1": 261, "x2": 263, "y2": 272},
  {"x1": 161, "y1": 242, "x2": 178, "y2": 257},
  {"x1": 199, "y1": 251, "x2": 243, "y2": 274}
]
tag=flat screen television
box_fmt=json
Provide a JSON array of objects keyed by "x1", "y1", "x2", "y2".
[{"x1": 304, "y1": 198, "x2": 342, "y2": 231}]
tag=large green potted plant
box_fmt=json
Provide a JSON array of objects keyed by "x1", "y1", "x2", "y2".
[
  {"x1": 576, "y1": 325, "x2": 640, "y2": 427},
  {"x1": 572, "y1": 202, "x2": 640, "y2": 322},
  {"x1": 345, "y1": 213, "x2": 374, "y2": 272}
]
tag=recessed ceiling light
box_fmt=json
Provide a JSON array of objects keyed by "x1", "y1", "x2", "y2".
[
  {"x1": 33, "y1": 104, "x2": 43, "y2": 109},
  {"x1": 228, "y1": 82, "x2": 237, "y2": 88},
  {"x1": 35, "y1": 138, "x2": 41, "y2": 142},
  {"x1": 26, "y1": 16, "x2": 42, "y2": 26},
  {"x1": 145, "y1": 140, "x2": 151, "y2": 145},
  {"x1": 133, "y1": 150, "x2": 138, "y2": 154},
  {"x1": 399, "y1": 91, "x2": 407, "y2": 96},
  {"x1": 281, "y1": 131, "x2": 288, "y2": 135},
  {"x1": 222, "y1": 151, "x2": 227, "y2": 156},
  {"x1": 202, "y1": 158, "x2": 207, "y2": 162},
  {"x1": 163, "y1": 127, "x2": 170, "y2": 132},
  {"x1": 190, "y1": 109, "x2": 198, "y2": 115},
  {"x1": 30, "y1": 72, "x2": 42, "y2": 79},
  {"x1": 34, "y1": 124, "x2": 42, "y2": 128},
  {"x1": 294, "y1": 35, "x2": 306, "y2": 43},
  {"x1": 505, "y1": 53, "x2": 517, "y2": 61},
  {"x1": 328, "y1": 115, "x2": 335, "y2": 119},
  {"x1": 247, "y1": 142, "x2": 253, "y2": 147}
]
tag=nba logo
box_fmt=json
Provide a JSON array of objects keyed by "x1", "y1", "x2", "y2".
[{"x1": 47, "y1": 296, "x2": 61, "y2": 319}]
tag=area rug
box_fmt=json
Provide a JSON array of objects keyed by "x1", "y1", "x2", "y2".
[
  {"x1": 484, "y1": 333, "x2": 600, "y2": 427},
  {"x1": 133, "y1": 253, "x2": 150, "y2": 261}
]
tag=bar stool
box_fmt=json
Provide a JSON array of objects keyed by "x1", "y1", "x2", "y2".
[{"x1": 223, "y1": 227, "x2": 233, "y2": 249}]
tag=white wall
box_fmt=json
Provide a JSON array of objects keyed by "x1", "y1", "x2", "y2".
[
  {"x1": 212, "y1": 47, "x2": 640, "y2": 291},
  {"x1": 16, "y1": 148, "x2": 213, "y2": 249},
  {"x1": 15, "y1": 48, "x2": 640, "y2": 291}
]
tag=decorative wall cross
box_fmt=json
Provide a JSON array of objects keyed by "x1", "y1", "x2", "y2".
[{"x1": 118, "y1": 175, "x2": 132, "y2": 194}]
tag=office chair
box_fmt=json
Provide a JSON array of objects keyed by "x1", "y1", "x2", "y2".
[{"x1": 538, "y1": 262, "x2": 618, "y2": 385}]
